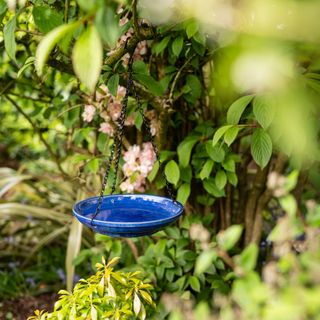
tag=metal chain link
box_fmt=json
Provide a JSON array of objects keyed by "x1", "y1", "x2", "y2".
[
  {"x1": 91, "y1": 52, "x2": 175, "y2": 224},
  {"x1": 131, "y1": 83, "x2": 175, "y2": 200}
]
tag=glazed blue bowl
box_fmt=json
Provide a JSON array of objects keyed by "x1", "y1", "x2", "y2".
[{"x1": 73, "y1": 194, "x2": 184, "y2": 237}]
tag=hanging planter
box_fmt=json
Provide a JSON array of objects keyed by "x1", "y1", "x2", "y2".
[{"x1": 73, "y1": 52, "x2": 184, "y2": 237}]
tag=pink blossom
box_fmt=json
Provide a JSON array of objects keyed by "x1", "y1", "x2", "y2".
[
  {"x1": 125, "y1": 114, "x2": 135, "y2": 126},
  {"x1": 120, "y1": 179, "x2": 135, "y2": 193},
  {"x1": 96, "y1": 84, "x2": 110, "y2": 102},
  {"x1": 82, "y1": 104, "x2": 96, "y2": 122},
  {"x1": 124, "y1": 145, "x2": 141, "y2": 164},
  {"x1": 109, "y1": 102, "x2": 122, "y2": 121},
  {"x1": 119, "y1": 17, "x2": 129, "y2": 27},
  {"x1": 99, "y1": 122, "x2": 114, "y2": 136}
]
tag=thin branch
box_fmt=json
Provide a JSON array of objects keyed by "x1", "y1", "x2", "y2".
[
  {"x1": 169, "y1": 55, "x2": 196, "y2": 102},
  {"x1": 132, "y1": 0, "x2": 140, "y2": 38},
  {"x1": 64, "y1": 0, "x2": 70, "y2": 23},
  {"x1": 5, "y1": 95, "x2": 68, "y2": 177}
]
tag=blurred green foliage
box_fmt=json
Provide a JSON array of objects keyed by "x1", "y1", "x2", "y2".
[{"x1": 1, "y1": 0, "x2": 320, "y2": 319}]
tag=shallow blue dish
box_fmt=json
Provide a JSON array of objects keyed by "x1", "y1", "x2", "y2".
[{"x1": 73, "y1": 194, "x2": 184, "y2": 237}]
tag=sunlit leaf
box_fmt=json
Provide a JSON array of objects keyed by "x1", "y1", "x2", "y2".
[{"x1": 72, "y1": 25, "x2": 103, "y2": 92}]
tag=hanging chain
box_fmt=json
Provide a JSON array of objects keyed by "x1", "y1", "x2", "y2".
[
  {"x1": 131, "y1": 83, "x2": 175, "y2": 200},
  {"x1": 91, "y1": 52, "x2": 175, "y2": 224}
]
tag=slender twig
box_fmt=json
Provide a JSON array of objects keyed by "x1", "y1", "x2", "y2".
[
  {"x1": 169, "y1": 55, "x2": 196, "y2": 102},
  {"x1": 5, "y1": 95, "x2": 68, "y2": 177},
  {"x1": 64, "y1": 0, "x2": 70, "y2": 23},
  {"x1": 132, "y1": 0, "x2": 140, "y2": 38},
  {"x1": 8, "y1": 92, "x2": 51, "y2": 103}
]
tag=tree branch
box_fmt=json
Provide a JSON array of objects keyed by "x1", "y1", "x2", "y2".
[{"x1": 5, "y1": 95, "x2": 68, "y2": 177}]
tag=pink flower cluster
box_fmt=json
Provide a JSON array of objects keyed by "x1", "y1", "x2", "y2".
[
  {"x1": 107, "y1": 17, "x2": 148, "y2": 66},
  {"x1": 81, "y1": 85, "x2": 129, "y2": 136},
  {"x1": 120, "y1": 142, "x2": 157, "y2": 193}
]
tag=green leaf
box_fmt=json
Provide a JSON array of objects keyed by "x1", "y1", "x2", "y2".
[
  {"x1": 251, "y1": 129, "x2": 272, "y2": 169},
  {"x1": 253, "y1": 96, "x2": 275, "y2": 129},
  {"x1": 133, "y1": 73, "x2": 164, "y2": 96},
  {"x1": 36, "y1": 22, "x2": 79, "y2": 75},
  {"x1": 133, "y1": 293, "x2": 141, "y2": 315},
  {"x1": 222, "y1": 158, "x2": 235, "y2": 172},
  {"x1": 188, "y1": 276, "x2": 200, "y2": 292},
  {"x1": 185, "y1": 75, "x2": 202, "y2": 102},
  {"x1": 91, "y1": 305, "x2": 98, "y2": 320},
  {"x1": 215, "y1": 170, "x2": 227, "y2": 190},
  {"x1": 177, "y1": 183, "x2": 191, "y2": 205},
  {"x1": 95, "y1": 7, "x2": 120, "y2": 47},
  {"x1": 238, "y1": 244, "x2": 258, "y2": 272},
  {"x1": 107, "y1": 74, "x2": 119, "y2": 97},
  {"x1": 72, "y1": 25, "x2": 103, "y2": 92},
  {"x1": 172, "y1": 36, "x2": 183, "y2": 56},
  {"x1": 147, "y1": 161, "x2": 159, "y2": 182},
  {"x1": 153, "y1": 36, "x2": 170, "y2": 55},
  {"x1": 17, "y1": 57, "x2": 35, "y2": 78},
  {"x1": 227, "y1": 95, "x2": 254, "y2": 124},
  {"x1": 4, "y1": 16, "x2": 16, "y2": 62},
  {"x1": 227, "y1": 172, "x2": 238, "y2": 186},
  {"x1": 33, "y1": 6, "x2": 63, "y2": 33},
  {"x1": 199, "y1": 159, "x2": 214, "y2": 180},
  {"x1": 217, "y1": 225, "x2": 243, "y2": 251},
  {"x1": 195, "y1": 250, "x2": 217, "y2": 274},
  {"x1": 85, "y1": 158, "x2": 99, "y2": 173},
  {"x1": 224, "y1": 126, "x2": 239, "y2": 146},
  {"x1": 165, "y1": 160, "x2": 180, "y2": 185},
  {"x1": 203, "y1": 178, "x2": 225, "y2": 197},
  {"x1": 186, "y1": 20, "x2": 199, "y2": 38},
  {"x1": 206, "y1": 143, "x2": 225, "y2": 163},
  {"x1": 177, "y1": 136, "x2": 198, "y2": 168},
  {"x1": 212, "y1": 125, "x2": 232, "y2": 147},
  {"x1": 76, "y1": 0, "x2": 97, "y2": 12}
]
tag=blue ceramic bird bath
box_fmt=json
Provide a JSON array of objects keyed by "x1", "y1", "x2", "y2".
[{"x1": 73, "y1": 194, "x2": 184, "y2": 237}]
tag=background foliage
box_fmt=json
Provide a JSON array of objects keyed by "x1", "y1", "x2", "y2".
[{"x1": 1, "y1": 0, "x2": 320, "y2": 319}]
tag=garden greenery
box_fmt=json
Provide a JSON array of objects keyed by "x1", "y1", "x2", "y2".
[{"x1": 1, "y1": 0, "x2": 320, "y2": 318}]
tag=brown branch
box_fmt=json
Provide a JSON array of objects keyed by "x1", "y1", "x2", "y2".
[
  {"x1": 5, "y1": 95, "x2": 68, "y2": 177},
  {"x1": 104, "y1": 27, "x2": 156, "y2": 67},
  {"x1": 244, "y1": 164, "x2": 269, "y2": 245},
  {"x1": 125, "y1": 239, "x2": 139, "y2": 261},
  {"x1": 251, "y1": 154, "x2": 287, "y2": 244}
]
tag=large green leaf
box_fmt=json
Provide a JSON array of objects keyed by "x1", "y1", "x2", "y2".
[
  {"x1": 224, "y1": 126, "x2": 239, "y2": 146},
  {"x1": 227, "y1": 95, "x2": 254, "y2": 124},
  {"x1": 33, "y1": 6, "x2": 63, "y2": 33},
  {"x1": 95, "y1": 6, "x2": 120, "y2": 47},
  {"x1": 251, "y1": 129, "x2": 272, "y2": 168},
  {"x1": 36, "y1": 22, "x2": 79, "y2": 75},
  {"x1": 237, "y1": 244, "x2": 258, "y2": 273},
  {"x1": 177, "y1": 136, "x2": 198, "y2": 168},
  {"x1": 72, "y1": 25, "x2": 103, "y2": 92},
  {"x1": 107, "y1": 74, "x2": 119, "y2": 97},
  {"x1": 177, "y1": 183, "x2": 191, "y2": 205},
  {"x1": 217, "y1": 225, "x2": 243, "y2": 251},
  {"x1": 172, "y1": 36, "x2": 184, "y2": 57},
  {"x1": 212, "y1": 125, "x2": 232, "y2": 147},
  {"x1": 206, "y1": 143, "x2": 225, "y2": 163},
  {"x1": 253, "y1": 96, "x2": 275, "y2": 129},
  {"x1": 0, "y1": 203, "x2": 69, "y2": 222},
  {"x1": 165, "y1": 160, "x2": 180, "y2": 185},
  {"x1": 4, "y1": 15, "x2": 16, "y2": 61},
  {"x1": 215, "y1": 170, "x2": 227, "y2": 190},
  {"x1": 199, "y1": 159, "x2": 214, "y2": 180},
  {"x1": 132, "y1": 61, "x2": 164, "y2": 96}
]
